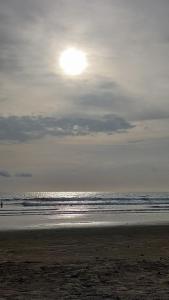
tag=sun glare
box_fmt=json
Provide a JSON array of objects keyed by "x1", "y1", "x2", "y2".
[{"x1": 59, "y1": 48, "x2": 88, "y2": 76}]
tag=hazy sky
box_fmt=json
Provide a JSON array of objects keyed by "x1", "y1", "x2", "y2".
[{"x1": 0, "y1": 0, "x2": 169, "y2": 192}]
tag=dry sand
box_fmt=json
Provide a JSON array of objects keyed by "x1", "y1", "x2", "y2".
[{"x1": 0, "y1": 225, "x2": 169, "y2": 299}]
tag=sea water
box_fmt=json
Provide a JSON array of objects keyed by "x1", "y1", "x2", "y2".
[{"x1": 0, "y1": 192, "x2": 169, "y2": 230}]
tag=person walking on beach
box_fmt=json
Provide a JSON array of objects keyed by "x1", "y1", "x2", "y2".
[{"x1": 1, "y1": 201, "x2": 3, "y2": 208}]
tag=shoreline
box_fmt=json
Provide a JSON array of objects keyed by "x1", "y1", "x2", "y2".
[{"x1": 0, "y1": 220, "x2": 169, "y2": 233}]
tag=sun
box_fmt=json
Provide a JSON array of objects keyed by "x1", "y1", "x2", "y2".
[{"x1": 59, "y1": 48, "x2": 88, "y2": 76}]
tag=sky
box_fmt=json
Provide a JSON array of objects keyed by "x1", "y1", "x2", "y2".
[{"x1": 0, "y1": 0, "x2": 169, "y2": 192}]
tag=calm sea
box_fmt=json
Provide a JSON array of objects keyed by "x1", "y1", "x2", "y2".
[{"x1": 0, "y1": 192, "x2": 169, "y2": 230}]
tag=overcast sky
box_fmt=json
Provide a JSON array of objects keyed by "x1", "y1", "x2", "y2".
[{"x1": 0, "y1": 0, "x2": 169, "y2": 192}]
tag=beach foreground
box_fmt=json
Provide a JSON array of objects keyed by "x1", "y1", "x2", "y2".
[{"x1": 0, "y1": 225, "x2": 169, "y2": 299}]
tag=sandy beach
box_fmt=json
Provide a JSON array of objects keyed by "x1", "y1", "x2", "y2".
[{"x1": 0, "y1": 225, "x2": 169, "y2": 299}]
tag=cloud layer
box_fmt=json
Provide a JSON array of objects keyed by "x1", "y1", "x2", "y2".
[{"x1": 0, "y1": 115, "x2": 134, "y2": 142}]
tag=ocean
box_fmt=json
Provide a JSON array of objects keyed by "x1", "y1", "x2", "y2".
[{"x1": 0, "y1": 192, "x2": 169, "y2": 230}]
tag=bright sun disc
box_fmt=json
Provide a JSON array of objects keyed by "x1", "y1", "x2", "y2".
[{"x1": 59, "y1": 48, "x2": 88, "y2": 76}]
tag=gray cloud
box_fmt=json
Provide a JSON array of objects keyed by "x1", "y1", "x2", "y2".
[
  {"x1": 15, "y1": 172, "x2": 32, "y2": 178},
  {"x1": 0, "y1": 170, "x2": 32, "y2": 178},
  {"x1": 0, "y1": 170, "x2": 11, "y2": 177},
  {"x1": 136, "y1": 109, "x2": 169, "y2": 121},
  {"x1": 0, "y1": 115, "x2": 134, "y2": 142},
  {"x1": 78, "y1": 90, "x2": 133, "y2": 112},
  {"x1": 70, "y1": 77, "x2": 137, "y2": 117}
]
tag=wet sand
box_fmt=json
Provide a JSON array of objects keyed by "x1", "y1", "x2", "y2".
[{"x1": 0, "y1": 225, "x2": 169, "y2": 299}]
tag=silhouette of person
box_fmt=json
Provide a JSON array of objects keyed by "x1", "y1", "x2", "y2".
[{"x1": 1, "y1": 201, "x2": 3, "y2": 208}]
